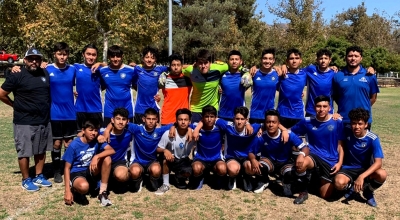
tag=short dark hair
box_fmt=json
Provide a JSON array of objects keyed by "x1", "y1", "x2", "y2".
[
  {"x1": 176, "y1": 108, "x2": 192, "y2": 120},
  {"x1": 346, "y1": 46, "x2": 363, "y2": 57},
  {"x1": 201, "y1": 105, "x2": 217, "y2": 117},
  {"x1": 234, "y1": 106, "x2": 249, "y2": 118},
  {"x1": 314, "y1": 95, "x2": 330, "y2": 105},
  {"x1": 53, "y1": 42, "x2": 70, "y2": 54},
  {"x1": 261, "y1": 48, "x2": 276, "y2": 59},
  {"x1": 196, "y1": 49, "x2": 212, "y2": 63},
  {"x1": 228, "y1": 50, "x2": 242, "y2": 60},
  {"x1": 82, "y1": 118, "x2": 101, "y2": 130},
  {"x1": 82, "y1": 44, "x2": 98, "y2": 54},
  {"x1": 264, "y1": 109, "x2": 280, "y2": 122},
  {"x1": 286, "y1": 48, "x2": 302, "y2": 59},
  {"x1": 144, "y1": 108, "x2": 159, "y2": 118},
  {"x1": 316, "y1": 48, "x2": 332, "y2": 58},
  {"x1": 107, "y1": 45, "x2": 123, "y2": 58},
  {"x1": 169, "y1": 53, "x2": 183, "y2": 66},
  {"x1": 348, "y1": 108, "x2": 370, "y2": 123},
  {"x1": 142, "y1": 46, "x2": 158, "y2": 60},
  {"x1": 112, "y1": 107, "x2": 129, "y2": 118}
]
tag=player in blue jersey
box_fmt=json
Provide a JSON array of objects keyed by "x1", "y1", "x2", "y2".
[
  {"x1": 333, "y1": 46, "x2": 379, "y2": 127},
  {"x1": 246, "y1": 109, "x2": 308, "y2": 194},
  {"x1": 334, "y1": 108, "x2": 387, "y2": 207},
  {"x1": 249, "y1": 48, "x2": 280, "y2": 124},
  {"x1": 63, "y1": 119, "x2": 115, "y2": 206},
  {"x1": 100, "y1": 45, "x2": 136, "y2": 127},
  {"x1": 132, "y1": 46, "x2": 168, "y2": 124},
  {"x1": 278, "y1": 48, "x2": 307, "y2": 128},
  {"x1": 290, "y1": 95, "x2": 345, "y2": 204},
  {"x1": 218, "y1": 50, "x2": 247, "y2": 121}
]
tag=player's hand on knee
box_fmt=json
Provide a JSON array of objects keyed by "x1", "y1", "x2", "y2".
[
  {"x1": 251, "y1": 159, "x2": 261, "y2": 174},
  {"x1": 164, "y1": 150, "x2": 174, "y2": 162},
  {"x1": 330, "y1": 163, "x2": 341, "y2": 175},
  {"x1": 354, "y1": 177, "x2": 364, "y2": 193},
  {"x1": 90, "y1": 156, "x2": 99, "y2": 173}
]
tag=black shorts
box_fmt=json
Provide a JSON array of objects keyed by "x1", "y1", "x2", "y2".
[
  {"x1": 249, "y1": 118, "x2": 264, "y2": 125},
  {"x1": 103, "y1": 117, "x2": 133, "y2": 128},
  {"x1": 51, "y1": 120, "x2": 77, "y2": 140},
  {"x1": 338, "y1": 168, "x2": 367, "y2": 183},
  {"x1": 167, "y1": 157, "x2": 192, "y2": 176},
  {"x1": 194, "y1": 159, "x2": 223, "y2": 171},
  {"x1": 134, "y1": 113, "x2": 160, "y2": 125},
  {"x1": 261, "y1": 157, "x2": 293, "y2": 176},
  {"x1": 70, "y1": 168, "x2": 98, "y2": 188},
  {"x1": 76, "y1": 112, "x2": 103, "y2": 131},
  {"x1": 279, "y1": 117, "x2": 301, "y2": 129},
  {"x1": 309, "y1": 154, "x2": 335, "y2": 182},
  {"x1": 111, "y1": 160, "x2": 128, "y2": 172}
]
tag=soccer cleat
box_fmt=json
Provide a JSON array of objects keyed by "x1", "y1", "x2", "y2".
[
  {"x1": 21, "y1": 177, "x2": 39, "y2": 192},
  {"x1": 54, "y1": 172, "x2": 63, "y2": 183},
  {"x1": 33, "y1": 174, "x2": 52, "y2": 187},
  {"x1": 282, "y1": 183, "x2": 292, "y2": 197},
  {"x1": 363, "y1": 189, "x2": 377, "y2": 207},
  {"x1": 134, "y1": 179, "x2": 143, "y2": 192},
  {"x1": 227, "y1": 177, "x2": 237, "y2": 190},
  {"x1": 344, "y1": 186, "x2": 355, "y2": 200},
  {"x1": 174, "y1": 176, "x2": 187, "y2": 189},
  {"x1": 253, "y1": 181, "x2": 269, "y2": 194},
  {"x1": 98, "y1": 191, "x2": 112, "y2": 206},
  {"x1": 293, "y1": 192, "x2": 309, "y2": 204},
  {"x1": 196, "y1": 178, "x2": 204, "y2": 190},
  {"x1": 155, "y1": 184, "x2": 170, "y2": 195},
  {"x1": 242, "y1": 176, "x2": 253, "y2": 192}
]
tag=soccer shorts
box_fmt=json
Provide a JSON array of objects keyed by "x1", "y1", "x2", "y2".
[
  {"x1": 70, "y1": 168, "x2": 99, "y2": 188},
  {"x1": 309, "y1": 153, "x2": 335, "y2": 182},
  {"x1": 51, "y1": 120, "x2": 77, "y2": 140},
  {"x1": 338, "y1": 168, "x2": 367, "y2": 183}
]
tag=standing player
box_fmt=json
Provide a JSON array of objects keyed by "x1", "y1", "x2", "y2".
[
  {"x1": 334, "y1": 108, "x2": 387, "y2": 207},
  {"x1": 246, "y1": 109, "x2": 308, "y2": 194},
  {"x1": 333, "y1": 46, "x2": 379, "y2": 127},
  {"x1": 0, "y1": 48, "x2": 53, "y2": 191},
  {"x1": 277, "y1": 48, "x2": 307, "y2": 128},
  {"x1": 290, "y1": 95, "x2": 345, "y2": 204},
  {"x1": 249, "y1": 48, "x2": 280, "y2": 124},
  {"x1": 155, "y1": 108, "x2": 195, "y2": 195}
]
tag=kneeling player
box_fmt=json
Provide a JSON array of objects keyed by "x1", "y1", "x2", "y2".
[
  {"x1": 246, "y1": 109, "x2": 308, "y2": 194},
  {"x1": 155, "y1": 108, "x2": 195, "y2": 195},
  {"x1": 334, "y1": 108, "x2": 387, "y2": 207},
  {"x1": 63, "y1": 119, "x2": 115, "y2": 206}
]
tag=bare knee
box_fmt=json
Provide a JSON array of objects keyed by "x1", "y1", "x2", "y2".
[
  {"x1": 334, "y1": 174, "x2": 350, "y2": 191},
  {"x1": 73, "y1": 179, "x2": 89, "y2": 194},
  {"x1": 192, "y1": 162, "x2": 204, "y2": 176},
  {"x1": 53, "y1": 140, "x2": 62, "y2": 149},
  {"x1": 227, "y1": 161, "x2": 240, "y2": 177},
  {"x1": 129, "y1": 164, "x2": 142, "y2": 179},
  {"x1": 371, "y1": 169, "x2": 387, "y2": 182},
  {"x1": 215, "y1": 161, "x2": 227, "y2": 176},
  {"x1": 149, "y1": 163, "x2": 161, "y2": 178},
  {"x1": 114, "y1": 167, "x2": 129, "y2": 182},
  {"x1": 243, "y1": 161, "x2": 254, "y2": 175}
]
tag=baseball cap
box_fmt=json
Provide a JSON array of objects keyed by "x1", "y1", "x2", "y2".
[{"x1": 24, "y1": 48, "x2": 43, "y2": 58}]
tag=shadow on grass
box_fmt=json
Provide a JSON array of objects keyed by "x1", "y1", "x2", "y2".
[{"x1": 13, "y1": 162, "x2": 55, "y2": 178}]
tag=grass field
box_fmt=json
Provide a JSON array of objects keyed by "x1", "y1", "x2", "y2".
[{"x1": 0, "y1": 78, "x2": 399, "y2": 220}]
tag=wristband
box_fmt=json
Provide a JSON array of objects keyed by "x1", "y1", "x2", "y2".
[{"x1": 299, "y1": 151, "x2": 306, "y2": 157}]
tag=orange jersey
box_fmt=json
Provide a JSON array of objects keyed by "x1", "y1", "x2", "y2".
[{"x1": 161, "y1": 73, "x2": 192, "y2": 124}]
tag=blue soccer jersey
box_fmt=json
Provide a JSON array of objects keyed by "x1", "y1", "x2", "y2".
[
  {"x1": 249, "y1": 130, "x2": 305, "y2": 163},
  {"x1": 193, "y1": 123, "x2": 225, "y2": 162},
  {"x1": 250, "y1": 70, "x2": 279, "y2": 120},
  {"x1": 100, "y1": 129, "x2": 132, "y2": 162},
  {"x1": 127, "y1": 123, "x2": 172, "y2": 165},
  {"x1": 218, "y1": 71, "x2": 246, "y2": 119},
  {"x1": 333, "y1": 67, "x2": 379, "y2": 123},
  {"x1": 291, "y1": 116, "x2": 345, "y2": 167},
  {"x1": 47, "y1": 64, "x2": 76, "y2": 120},
  {"x1": 74, "y1": 63, "x2": 104, "y2": 113},
  {"x1": 62, "y1": 138, "x2": 106, "y2": 173},
  {"x1": 277, "y1": 69, "x2": 307, "y2": 119},
  {"x1": 133, "y1": 65, "x2": 168, "y2": 114},
  {"x1": 100, "y1": 65, "x2": 136, "y2": 118},
  {"x1": 303, "y1": 65, "x2": 335, "y2": 115},
  {"x1": 342, "y1": 130, "x2": 384, "y2": 169},
  {"x1": 215, "y1": 119, "x2": 261, "y2": 159}
]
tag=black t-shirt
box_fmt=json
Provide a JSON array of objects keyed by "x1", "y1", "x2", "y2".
[{"x1": 1, "y1": 67, "x2": 51, "y2": 125}]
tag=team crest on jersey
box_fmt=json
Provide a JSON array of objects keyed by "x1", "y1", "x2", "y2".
[
  {"x1": 79, "y1": 68, "x2": 83, "y2": 72},
  {"x1": 313, "y1": 72, "x2": 317, "y2": 76},
  {"x1": 312, "y1": 126, "x2": 317, "y2": 130},
  {"x1": 285, "y1": 75, "x2": 289, "y2": 79},
  {"x1": 153, "y1": 133, "x2": 158, "y2": 138},
  {"x1": 49, "y1": 73, "x2": 54, "y2": 76},
  {"x1": 120, "y1": 73, "x2": 126, "y2": 79},
  {"x1": 343, "y1": 78, "x2": 348, "y2": 82},
  {"x1": 153, "y1": 72, "x2": 157, "y2": 76},
  {"x1": 179, "y1": 142, "x2": 184, "y2": 149},
  {"x1": 361, "y1": 142, "x2": 367, "y2": 148},
  {"x1": 327, "y1": 125, "x2": 334, "y2": 131},
  {"x1": 256, "y1": 77, "x2": 261, "y2": 80},
  {"x1": 359, "y1": 77, "x2": 367, "y2": 82},
  {"x1": 264, "y1": 142, "x2": 268, "y2": 145},
  {"x1": 41, "y1": 77, "x2": 46, "y2": 82},
  {"x1": 105, "y1": 74, "x2": 109, "y2": 77},
  {"x1": 271, "y1": 77, "x2": 276, "y2": 81}
]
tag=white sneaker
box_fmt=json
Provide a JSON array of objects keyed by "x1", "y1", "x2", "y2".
[{"x1": 155, "y1": 184, "x2": 170, "y2": 195}]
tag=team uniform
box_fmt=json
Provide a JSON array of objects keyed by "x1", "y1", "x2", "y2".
[
  {"x1": 183, "y1": 63, "x2": 229, "y2": 122},
  {"x1": 249, "y1": 69, "x2": 279, "y2": 124},
  {"x1": 291, "y1": 116, "x2": 344, "y2": 182},
  {"x1": 100, "y1": 65, "x2": 136, "y2": 126},
  {"x1": 277, "y1": 69, "x2": 307, "y2": 128},
  {"x1": 218, "y1": 71, "x2": 246, "y2": 121},
  {"x1": 303, "y1": 65, "x2": 335, "y2": 116},
  {"x1": 160, "y1": 73, "x2": 192, "y2": 125},
  {"x1": 74, "y1": 63, "x2": 104, "y2": 130},
  {"x1": 47, "y1": 64, "x2": 77, "y2": 139},
  {"x1": 333, "y1": 67, "x2": 379, "y2": 124},
  {"x1": 132, "y1": 65, "x2": 168, "y2": 124}
]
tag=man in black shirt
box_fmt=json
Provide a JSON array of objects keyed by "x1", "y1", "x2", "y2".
[{"x1": 0, "y1": 48, "x2": 53, "y2": 192}]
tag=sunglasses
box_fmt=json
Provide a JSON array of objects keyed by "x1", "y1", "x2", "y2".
[{"x1": 26, "y1": 57, "x2": 42, "y2": 62}]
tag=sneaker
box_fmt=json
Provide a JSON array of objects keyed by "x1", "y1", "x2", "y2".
[
  {"x1": 135, "y1": 179, "x2": 143, "y2": 192},
  {"x1": 344, "y1": 186, "x2": 355, "y2": 200},
  {"x1": 242, "y1": 176, "x2": 253, "y2": 192},
  {"x1": 155, "y1": 184, "x2": 170, "y2": 195},
  {"x1": 33, "y1": 174, "x2": 52, "y2": 187},
  {"x1": 73, "y1": 191, "x2": 89, "y2": 205},
  {"x1": 54, "y1": 172, "x2": 63, "y2": 183},
  {"x1": 21, "y1": 177, "x2": 39, "y2": 192},
  {"x1": 363, "y1": 189, "x2": 377, "y2": 207},
  {"x1": 228, "y1": 177, "x2": 236, "y2": 190},
  {"x1": 293, "y1": 192, "x2": 309, "y2": 204},
  {"x1": 175, "y1": 176, "x2": 187, "y2": 189},
  {"x1": 282, "y1": 183, "x2": 292, "y2": 197},
  {"x1": 196, "y1": 178, "x2": 204, "y2": 190},
  {"x1": 253, "y1": 181, "x2": 269, "y2": 194},
  {"x1": 98, "y1": 191, "x2": 112, "y2": 206}
]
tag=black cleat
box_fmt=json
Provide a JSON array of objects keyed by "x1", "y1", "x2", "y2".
[{"x1": 294, "y1": 192, "x2": 309, "y2": 204}]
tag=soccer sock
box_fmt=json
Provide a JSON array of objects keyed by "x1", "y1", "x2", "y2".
[
  {"x1": 100, "y1": 182, "x2": 108, "y2": 194},
  {"x1": 163, "y1": 174, "x2": 170, "y2": 186},
  {"x1": 51, "y1": 149, "x2": 61, "y2": 170},
  {"x1": 367, "y1": 179, "x2": 384, "y2": 192},
  {"x1": 282, "y1": 168, "x2": 294, "y2": 184},
  {"x1": 295, "y1": 171, "x2": 310, "y2": 192}
]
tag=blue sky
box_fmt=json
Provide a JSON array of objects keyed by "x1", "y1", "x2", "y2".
[{"x1": 255, "y1": 0, "x2": 399, "y2": 24}]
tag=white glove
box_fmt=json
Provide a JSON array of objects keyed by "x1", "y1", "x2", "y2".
[
  {"x1": 158, "y1": 72, "x2": 169, "y2": 88},
  {"x1": 241, "y1": 72, "x2": 253, "y2": 88}
]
